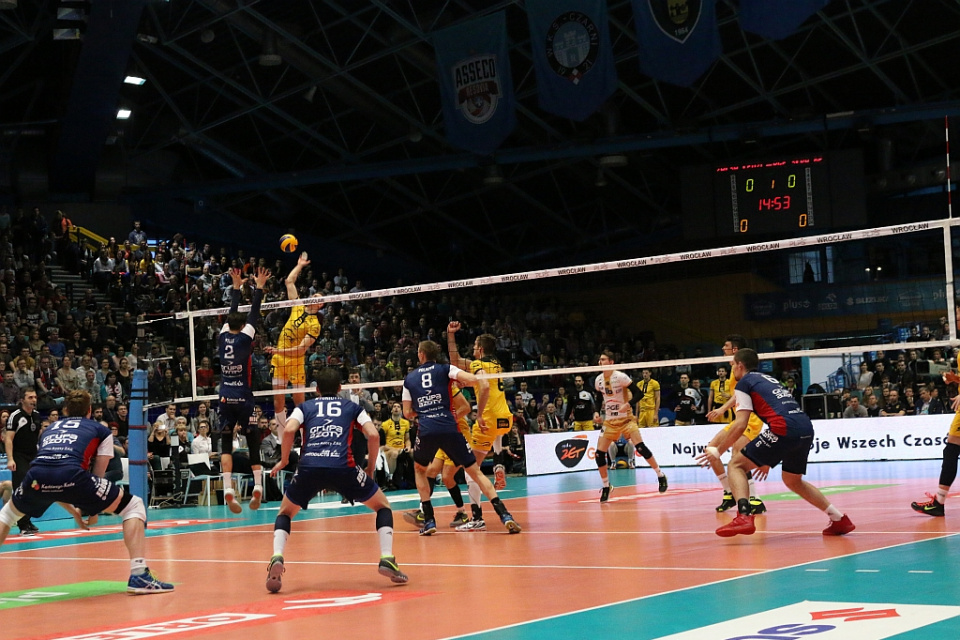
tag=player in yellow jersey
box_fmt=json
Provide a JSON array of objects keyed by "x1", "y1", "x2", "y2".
[
  {"x1": 636, "y1": 368, "x2": 661, "y2": 427},
  {"x1": 699, "y1": 334, "x2": 768, "y2": 514},
  {"x1": 379, "y1": 402, "x2": 411, "y2": 482},
  {"x1": 708, "y1": 367, "x2": 734, "y2": 423},
  {"x1": 402, "y1": 385, "x2": 472, "y2": 528},
  {"x1": 909, "y1": 372, "x2": 960, "y2": 517},
  {"x1": 265, "y1": 253, "x2": 323, "y2": 427},
  {"x1": 447, "y1": 321, "x2": 512, "y2": 531}
]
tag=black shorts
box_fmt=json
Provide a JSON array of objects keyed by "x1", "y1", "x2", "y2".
[
  {"x1": 413, "y1": 431, "x2": 473, "y2": 468},
  {"x1": 13, "y1": 465, "x2": 122, "y2": 519},
  {"x1": 740, "y1": 430, "x2": 812, "y2": 475},
  {"x1": 284, "y1": 466, "x2": 378, "y2": 508},
  {"x1": 219, "y1": 401, "x2": 253, "y2": 432}
]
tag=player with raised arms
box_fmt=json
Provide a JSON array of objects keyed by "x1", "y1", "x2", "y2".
[
  {"x1": 446, "y1": 321, "x2": 513, "y2": 531},
  {"x1": 219, "y1": 266, "x2": 269, "y2": 514},
  {"x1": 403, "y1": 340, "x2": 520, "y2": 535},
  {"x1": 267, "y1": 252, "x2": 323, "y2": 427},
  {"x1": 265, "y1": 367, "x2": 408, "y2": 592},
  {"x1": 594, "y1": 351, "x2": 667, "y2": 502},
  {"x1": 703, "y1": 334, "x2": 767, "y2": 514},
  {"x1": 0, "y1": 390, "x2": 174, "y2": 593},
  {"x1": 699, "y1": 348, "x2": 854, "y2": 537}
]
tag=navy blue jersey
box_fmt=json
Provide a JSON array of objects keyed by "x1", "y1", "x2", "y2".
[
  {"x1": 33, "y1": 416, "x2": 114, "y2": 471},
  {"x1": 218, "y1": 288, "x2": 262, "y2": 404},
  {"x1": 290, "y1": 397, "x2": 371, "y2": 468},
  {"x1": 402, "y1": 362, "x2": 465, "y2": 436},
  {"x1": 735, "y1": 371, "x2": 813, "y2": 438}
]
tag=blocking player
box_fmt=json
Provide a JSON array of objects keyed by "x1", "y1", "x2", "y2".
[
  {"x1": 403, "y1": 340, "x2": 520, "y2": 535},
  {"x1": 703, "y1": 334, "x2": 767, "y2": 514},
  {"x1": 446, "y1": 321, "x2": 512, "y2": 530},
  {"x1": 910, "y1": 370, "x2": 960, "y2": 516},
  {"x1": 594, "y1": 351, "x2": 667, "y2": 502},
  {"x1": 265, "y1": 367, "x2": 407, "y2": 593},
  {"x1": 267, "y1": 253, "x2": 323, "y2": 427},
  {"x1": 219, "y1": 267, "x2": 269, "y2": 514},
  {"x1": 699, "y1": 349, "x2": 854, "y2": 537},
  {"x1": 0, "y1": 390, "x2": 173, "y2": 593}
]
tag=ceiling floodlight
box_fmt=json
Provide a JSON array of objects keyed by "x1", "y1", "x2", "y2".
[
  {"x1": 117, "y1": 109, "x2": 132, "y2": 120},
  {"x1": 124, "y1": 75, "x2": 146, "y2": 85}
]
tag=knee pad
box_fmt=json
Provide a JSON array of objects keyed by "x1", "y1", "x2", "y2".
[
  {"x1": 595, "y1": 450, "x2": 607, "y2": 468},
  {"x1": 0, "y1": 500, "x2": 24, "y2": 528},
  {"x1": 220, "y1": 433, "x2": 234, "y2": 455},
  {"x1": 118, "y1": 494, "x2": 146, "y2": 524},
  {"x1": 375, "y1": 508, "x2": 393, "y2": 530},
  {"x1": 940, "y1": 443, "x2": 960, "y2": 487},
  {"x1": 637, "y1": 442, "x2": 653, "y2": 460}
]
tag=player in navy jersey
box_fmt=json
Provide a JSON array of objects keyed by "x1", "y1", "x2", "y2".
[
  {"x1": 219, "y1": 266, "x2": 269, "y2": 514},
  {"x1": 402, "y1": 340, "x2": 520, "y2": 535},
  {"x1": 699, "y1": 349, "x2": 855, "y2": 537},
  {"x1": 0, "y1": 390, "x2": 173, "y2": 593},
  {"x1": 264, "y1": 367, "x2": 407, "y2": 592}
]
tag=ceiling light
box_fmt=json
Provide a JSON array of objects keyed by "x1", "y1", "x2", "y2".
[
  {"x1": 124, "y1": 75, "x2": 146, "y2": 86},
  {"x1": 598, "y1": 154, "x2": 628, "y2": 168},
  {"x1": 594, "y1": 169, "x2": 607, "y2": 187},
  {"x1": 483, "y1": 166, "x2": 504, "y2": 186},
  {"x1": 259, "y1": 32, "x2": 282, "y2": 67},
  {"x1": 117, "y1": 109, "x2": 132, "y2": 120},
  {"x1": 304, "y1": 86, "x2": 317, "y2": 102},
  {"x1": 200, "y1": 29, "x2": 215, "y2": 44}
]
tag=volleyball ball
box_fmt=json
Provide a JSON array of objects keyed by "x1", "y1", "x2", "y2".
[{"x1": 279, "y1": 234, "x2": 298, "y2": 253}]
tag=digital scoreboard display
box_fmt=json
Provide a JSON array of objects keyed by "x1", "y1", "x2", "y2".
[
  {"x1": 680, "y1": 149, "x2": 867, "y2": 241},
  {"x1": 714, "y1": 154, "x2": 829, "y2": 236}
]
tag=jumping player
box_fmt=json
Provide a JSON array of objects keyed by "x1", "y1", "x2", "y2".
[
  {"x1": 703, "y1": 335, "x2": 767, "y2": 514},
  {"x1": 910, "y1": 370, "x2": 960, "y2": 516},
  {"x1": 699, "y1": 348, "x2": 854, "y2": 537},
  {"x1": 219, "y1": 267, "x2": 269, "y2": 514},
  {"x1": 403, "y1": 340, "x2": 520, "y2": 535},
  {"x1": 446, "y1": 321, "x2": 512, "y2": 530},
  {"x1": 594, "y1": 351, "x2": 667, "y2": 502},
  {"x1": 268, "y1": 253, "x2": 323, "y2": 427},
  {"x1": 265, "y1": 367, "x2": 407, "y2": 592},
  {"x1": 0, "y1": 390, "x2": 173, "y2": 593}
]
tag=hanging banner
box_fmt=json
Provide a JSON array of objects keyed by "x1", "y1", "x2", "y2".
[
  {"x1": 632, "y1": 0, "x2": 721, "y2": 87},
  {"x1": 525, "y1": 0, "x2": 618, "y2": 121},
  {"x1": 433, "y1": 12, "x2": 516, "y2": 155},
  {"x1": 740, "y1": 0, "x2": 830, "y2": 41}
]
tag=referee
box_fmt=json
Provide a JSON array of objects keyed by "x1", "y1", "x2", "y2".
[{"x1": 4, "y1": 388, "x2": 42, "y2": 535}]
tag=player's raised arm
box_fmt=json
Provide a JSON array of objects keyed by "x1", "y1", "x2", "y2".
[
  {"x1": 284, "y1": 252, "x2": 310, "y2": 301},
  {"x1": 446, "y1": 321, "x2": 470, "y2": 369},
  {"x1": 247, "y1": 267, "x2": 270, "y2": 325}
]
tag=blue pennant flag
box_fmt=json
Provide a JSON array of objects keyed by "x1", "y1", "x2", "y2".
[
  {"x1": 740, "y1": 0, "x2": 830, "y2": 41},
  {"x1": 433, "y1": 12, "x2": 516, "y2": 155},
  {"x1": 525, "y1": 0, "x2": 618, "y2": 121},
  {"x1": 632, "y1": 0, "x2": 721, "y2": 87}
]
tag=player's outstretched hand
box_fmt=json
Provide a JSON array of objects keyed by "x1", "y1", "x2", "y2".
[
  {"x1": 705, "y1": 409, "x2": 722, "y2": 422},
  {"x1": 753, "y1": 465, "x2": 771, "y2": 482},
  {"x1": 263, "y1": 346, "x2": 277, "y2": 355},
  {"x1": 447, "y1": 321, "x2": 461, "y2": 334},
  {"x1": 229, "y1": 268, "x2": 243, "y2": 289},
  {"x1": 695, "y1": 446, "x2": 720, "y2": 468},
  {"x1": 254, "y1": 266, "x2": 270, "y2": 290},
  {"x1": 298, "y1": 252, "x2": 310, "y2": 268},
  {"x1": 270, "y1": 461, "x2": 286, "y2": 478}
]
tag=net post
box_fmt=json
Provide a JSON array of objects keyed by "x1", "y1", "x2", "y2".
[
  {"x1": 946, "y1": 223, "x2": 958, "y2": 343},
  {"x1": 127, "y1": 369, "x2": 150, "y2": 503},
  {"x1": 187, "y1": 298, "x2": 198, "y2": 399}
]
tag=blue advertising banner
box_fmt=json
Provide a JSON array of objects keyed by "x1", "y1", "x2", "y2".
[
  {"x1": 744, "y1": 279, "x2": 948, "y2": 320},
  {"x1": 433, "y1": 12, "x2": 516, "y2": 155},
  {"x1": 739, "y1": 0, "x2": 830, "y2": 41},
  {"x1": 632, "y1": 0, "x2": 720, "y2": 87},
  {"x1": 525, "y1": 0, "x2": 618, "y2": 121}
]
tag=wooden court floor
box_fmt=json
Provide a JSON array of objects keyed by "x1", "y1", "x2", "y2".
[{"x1": 3, "y1": 460, "x2": 960, "y2": 640}]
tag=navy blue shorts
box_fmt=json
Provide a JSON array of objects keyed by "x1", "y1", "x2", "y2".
[
  {"x1": 413, "y1": 431, "x2": 474, "y2": 468},
  {"x1": 284, "y1": 466, "x2": 378, "y2": 508},
  {"x1": 13, "y1": 465, "x2": 122, "y2": 518},
  {"x1": 740, "y1": 430, "x2": 812, "y2": 475}
]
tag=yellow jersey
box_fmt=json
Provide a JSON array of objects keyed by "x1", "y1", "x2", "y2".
[
  {"x1": 469, "y1": 356, "x2": 511, "y2": 420},
  {"x1": 636, "y1": 378, "x2": 660, "y2": 410},
  {"x1": 380, "y1": 418, "x2": 410, "y2": 449},
  {"x1": 276, "y1": 305, "x2": 321, "y2": 354},
  {"x1": 711, "y1": 378, "x2": 733, "y2": 407}
]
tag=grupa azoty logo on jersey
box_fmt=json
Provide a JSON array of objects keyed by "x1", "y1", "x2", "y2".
[{"x1": 452, "y1": 54, "x2": 502, "y2": 125}]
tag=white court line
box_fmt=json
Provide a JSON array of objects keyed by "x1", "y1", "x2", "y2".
[{"x1": 435, "y1": 532, "x2": 960, "y2": 640}]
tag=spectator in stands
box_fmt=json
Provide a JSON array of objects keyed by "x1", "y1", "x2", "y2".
[
  {"x1": 12, "y1": 357, "x2": 33, "y2": 391},
  {"x1": 128, "y1": 221, "x2": 147, "y2": 248},
  {"x1": 902, "y1": 386, "x2": 917, "y2": 414},
  {"x1": 190, "y1": 420, "x2": 216, "y2": 461},
  {"x1": 56, "y1": 355, "x2": 83, "y2": 393},
  {"x1": 147, "y1": 423, "x2": 171, "y2": 470},
  {"x1": 880, "y1": 389, "x2": 906, "y2": 417},
  {"x1": 842, "y1": 396, "x2": 868, "y2": 418},
  {"x1": 542, "y1": 402, "x2": 564, "y2": 432},
  {"x1": 0, "y1": 370, "x2": 19, "y2": 405},
  {"x1": 916, "y1": 386, "x2": 945, "y2": 415},
  {"x1": 870, "y1": 362, "x2": 887, "y2": 388},
  {"x1": 79, "y1": 368, "x2": 102, "y2": 401},
  {"x1": 46, "y1": 330, "x2": 66, "y2": 362}
]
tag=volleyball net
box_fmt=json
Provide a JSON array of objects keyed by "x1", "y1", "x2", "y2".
[{"x1": 175, "y1": 217, "x2": 958, "y2": 408}]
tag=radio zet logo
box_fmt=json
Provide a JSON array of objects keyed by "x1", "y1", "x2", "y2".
[{"x1": 555, "y1": 435, "x2": 592, "y2": 468}]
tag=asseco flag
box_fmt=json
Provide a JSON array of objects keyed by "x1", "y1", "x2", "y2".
[
  {"x1": 525, "y1": 0, "x2": 618, "y2": 121},
  {"x1": 740, "y1": 0, "x2": 830, "y2": 41},
  {"x1": 632, "y1": 0, "x2": 721, "y2": 87},
  {"x1": 433, "y1": 11, "x2": 516, "y2": 155}
]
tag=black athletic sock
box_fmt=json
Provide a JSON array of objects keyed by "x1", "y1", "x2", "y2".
[
  {"x1": 422, "y1": 500, "x2": 435, "y2": 522},
  {"x1": 737, "y1": 498, "x2": 751, "y2": 515},
  {"x1": 490, "y1": 497, "x2": 507, "y2": 518},
  {"x1": 427, "y1": 477, "x2": 436, "y2": 497},
  {"x1": 471, "y1": 503, "x2": 483, "y2": 520},
  {"x1": 447, "y1": 483, "x2": 464, "y2": 508}
]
